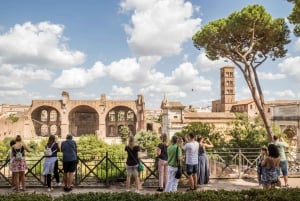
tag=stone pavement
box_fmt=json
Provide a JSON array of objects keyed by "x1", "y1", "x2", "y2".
[{"x1": 0, "y1": 178, "x2": 299, "y2": 197}]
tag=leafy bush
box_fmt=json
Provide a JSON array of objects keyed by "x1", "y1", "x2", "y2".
[{"x1": 1, "y1": 189, "x2": 300, "y2": 201}]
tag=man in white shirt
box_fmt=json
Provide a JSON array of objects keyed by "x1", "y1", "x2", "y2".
[{"x1": 181, "y1": 132, "x2": 199, "y2": 191}]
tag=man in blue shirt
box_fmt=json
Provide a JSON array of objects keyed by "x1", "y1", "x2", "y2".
[{"x1": 61, "y1": 134, "x2": 77, "y2": 192}]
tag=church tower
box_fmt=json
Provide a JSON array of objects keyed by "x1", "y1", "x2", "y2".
[{"x1": 220, "y1": 66, "x2": 235, "y2": 112}]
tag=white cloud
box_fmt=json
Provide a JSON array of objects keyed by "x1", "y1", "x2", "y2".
[
  {"x1": 140, "y1": 62, "x2": 211, "y2": 101},
  {"x1": 0, "y1": 89, "x2": 28, "y2": 97},
  {"x1": 107, "y1": 56, "x2": 161, "y2": 83},
  {"x1": 0, "y1": 64, "x2": 53, "y2": 89},
  {"x1": 278, "y1": 56, "x2": 300, "y2": 83},
  {"x1": 170, "y1": 62, "x2": 211, "y2": 91},
  {"x1": 52, "y1": 62, "x2": 106, "y2": 88},
  {"x1": 121, "y1": 0, "x2": 201, "y2": 56},
  {"x1": 258, "y1": 71, "x2": 286, "y2": 80},
  {"x1": 194, "y1": 52, "x2": 233, "y2": 72},
  {"x1": 110, "y1": 85, "x2": 133, "y2": 98},
  {"x1": 0, "y1": 21, "x2": 85, "y2": 68},
  {"x1": 274, "y1": 90, "x2": 296, "y2": 98},
  {"x1": 294, "y1": 38, "x2": 300, "y2": 52}
]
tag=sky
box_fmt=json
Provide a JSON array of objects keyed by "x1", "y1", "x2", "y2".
[{"x1": 0, "y1": 0, "x2": 299, "y2": 109}]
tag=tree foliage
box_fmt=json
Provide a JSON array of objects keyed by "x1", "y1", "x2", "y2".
[
  {"x1": 77, "y1": 134, "x2": 108, "y2": 159},
  {"x1": 7, "y1": 114, "x2": 19, "y2": 123},
  {"x1": 119, "y1": 125, "x2": 130, "y2": 144},
  {"x1": 192, "y1": 5, "x2": 290, "y2": 141},
  {"x1": 177, "y1": 122, "x2": 225, "y2": 148},
  {"x1": 226, "y1": 113, "x2": 268, "y2": 148},
  {"x1": 134, "y1": 130, "x2": 160, "y2": 158},
  {"x1": 288, "y1": 0, "x2": 300, "y2": 36}
]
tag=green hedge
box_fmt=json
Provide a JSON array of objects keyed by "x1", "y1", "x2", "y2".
[{"x1": 1, "y1": 189, "x2": 300, "y2": 201}]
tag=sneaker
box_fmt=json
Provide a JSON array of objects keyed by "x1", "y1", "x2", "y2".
[
  {"x1": 186, "y1": 188, "x2": 194, "y2": 192},
  {"x1": 63, "y1": 186, "x2": 68, "y2": 192},
  {"x1": 156, "y1": 187, "x2": 164, "y2": 192},
  {"x1": 56, "y1": 182, "x2": 62, "y2": 187},
  {"x1": 66, "y1": 186, "x2": 73, "y2": 192},
  {"x1": 126, "y1": 189, "x2": 130, "y2": 192},
  {"x1": 48, "y1": 188, "x2": 53, "y2": 192},
  {"x1": 134, "y1": 189, "x2": 140, "y2": 193}
]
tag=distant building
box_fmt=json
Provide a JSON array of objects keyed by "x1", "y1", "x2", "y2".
[
  {"x1": 0, "y1": 92, "x2": 147, "y2": 144},
  {"x1": 161, "y1": 97, "x2": 235, "y2": 138}
]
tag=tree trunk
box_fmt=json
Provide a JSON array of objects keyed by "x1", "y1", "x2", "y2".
[{"x1": 242, "y1": 65, "x2": 273, "y2": 142}]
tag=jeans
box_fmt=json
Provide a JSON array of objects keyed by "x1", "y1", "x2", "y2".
[{"x1": 165, "y1": 165, "x2": 179, "y2": 192}]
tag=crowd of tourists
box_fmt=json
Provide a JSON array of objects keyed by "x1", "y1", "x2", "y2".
[
  {"x1": 8, "y1": 134, "x2": 77, "y2": 193},
  {"x1": 7, "y1": 132, "x2": 289, "y2": 193}
]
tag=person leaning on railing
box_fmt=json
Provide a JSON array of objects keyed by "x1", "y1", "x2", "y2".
[
  {"x1": 61, "y1": 134, "x2": 77, "y2": 192},
  {"x1": 272, "y1": 135, "x2": 289, "y2": 187},
  {"x1": 11, "y1": 135, "x2": 32, "y2": 192}
]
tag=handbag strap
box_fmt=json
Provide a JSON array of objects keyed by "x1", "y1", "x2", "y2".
[
  {"x1": 46, "y1": 142, "x2": 57, "y2": 153},
  {"x1": 175, "y1": 146, "x2": 180, "y2": 167},
  {"x1": 126, "y1": 146, "x2": 139, "y2": 164}
]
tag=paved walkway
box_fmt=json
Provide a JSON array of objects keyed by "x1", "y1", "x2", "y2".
[{"x1": 0, "y1": 178, "x2": 299, "y2": 197}]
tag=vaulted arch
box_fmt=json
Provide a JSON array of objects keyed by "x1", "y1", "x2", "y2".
[
  {"x1": 69, "y1": 105, "x2": 99, "y2": 136},
  {"x1": 106, "y1": 106, "x2": 136, "y2": 137},
  {"x1": 31, "y1": 106, "x2": 61, "y2": 137}
]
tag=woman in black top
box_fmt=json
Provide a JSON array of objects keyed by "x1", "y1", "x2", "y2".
[{"x1": 125, "y1": 136, "x2": 141, "y2": 193}]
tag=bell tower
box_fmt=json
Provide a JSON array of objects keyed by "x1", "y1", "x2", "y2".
[{"x1": 220, "y1": 66, "x2": 235, "y2": 112}]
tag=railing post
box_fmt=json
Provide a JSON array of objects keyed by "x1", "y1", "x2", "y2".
[
  {"x1": 105, "y1": 151, "x2": 109, "y2": 186},
  {"x1": 238, "y1": 149, "x2": 242, "y2": 178}
]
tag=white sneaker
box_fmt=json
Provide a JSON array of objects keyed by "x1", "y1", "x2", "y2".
[
  {"x1": 56, "y1": 182, "x2": 62, "y2": 186},
  {"x1": 48, "y1": 188, "x2": 53, "y2": 192},
  {"x1": 126, "y1": 189, "x2": 130, "y2": 192},
  {"x1": 135, "y1": 189, "x2": 140, "y2": 193}
]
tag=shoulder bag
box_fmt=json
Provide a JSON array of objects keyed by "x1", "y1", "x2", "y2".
[{"x1": 175, "y1": 146, "x2": 182, "y2": 179}]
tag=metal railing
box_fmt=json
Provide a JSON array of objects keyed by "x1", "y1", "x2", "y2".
[{"x1": 0, "y1": 148, "x2": 299, "y2": 187}]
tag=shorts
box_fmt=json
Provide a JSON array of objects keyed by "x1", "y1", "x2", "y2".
[
  {"x1": 126, "y1": 164, "x2": 138, "y2": 177},
  {"x1": 63, "y1": 160, "x2": 77, "y2": 173},
  {"x1": 186, "y1": 164, "x2": 198, "y2": 176},
  {"x1": 277, "y1": 160, "x2": 288, "y2": 176}
]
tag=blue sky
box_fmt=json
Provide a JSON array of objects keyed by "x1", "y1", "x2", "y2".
[{"x1": 0, "y1": 0, "x2": 299, "y2": 109}]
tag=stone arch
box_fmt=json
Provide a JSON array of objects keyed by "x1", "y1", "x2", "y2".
[
  {"x1": 106, "y1": 106, "x2": 137, "y2": 137},
  {"x1": 69, "y1": 105, "x2": 99, "y2": 136},
  {"x1": 283, "y1": 126, "x2": 297, "y2": 139},
  {"x1": 31, "y1": 106, "x2": 61, "y2": 137}
]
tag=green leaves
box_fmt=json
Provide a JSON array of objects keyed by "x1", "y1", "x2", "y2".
[
  {"x1": 288, "y1": 0, "x2": 300, "y2": 36},
  {"x1": 193, "y1": 4, "x2": 290, "y2": 63}
]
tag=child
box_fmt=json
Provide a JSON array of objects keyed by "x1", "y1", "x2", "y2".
[{"x1": 257, "y1": 146, "x2": 267, "y2": 186}]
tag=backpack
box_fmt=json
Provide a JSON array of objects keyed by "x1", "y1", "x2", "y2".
[
  {"x1": 15, "y1": 151, "x2": 23, "y2": 160},
  {"x1": 44, "y1": 143, "x2": 56, "y2": 156}
]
